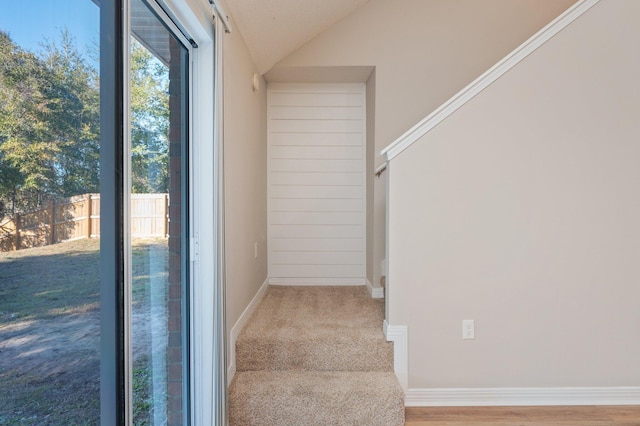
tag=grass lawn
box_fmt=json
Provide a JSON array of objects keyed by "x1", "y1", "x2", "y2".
[
  {"x1": 0, "y1": 238, "x2": 101, "y2": 323},
  {"x1": 0, "y1": 238, "x2": 168, "y2": 425}
]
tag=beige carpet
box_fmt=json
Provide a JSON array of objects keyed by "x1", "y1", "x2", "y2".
[{"x1": 229, "y1": 286, "x2": 404, "y2": 425}]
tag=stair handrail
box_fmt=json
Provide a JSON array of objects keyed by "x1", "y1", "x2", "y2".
[{"x1": 381, "y1": 0, "x2": 600, "y2": 163}]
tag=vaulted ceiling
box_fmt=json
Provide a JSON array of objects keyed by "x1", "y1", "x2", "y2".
[{"x1": 224, "y1": 0, "x2": 370, "y2": 74}]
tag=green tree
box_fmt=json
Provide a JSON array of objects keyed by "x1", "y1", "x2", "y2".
[
  {"x1": 41, "y1": 29, "x2": 100, "y2": 198},
  {"x1": 0, "y1": 30, "x2": 100, "y2": 216},
  {"x1": 130, "y1": 38, "x2": 169, "y2": 194},
  {"x1": 0, "y1": 31, "x2": 61, "y2": 214},
  {"x1": 0, "y1": 30, "x2": 169, "y2": 218}
]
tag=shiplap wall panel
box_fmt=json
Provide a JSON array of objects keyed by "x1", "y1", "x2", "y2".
[
  {"x1": 269, "y1": 224, "x2": 363, "y2": 239},
  {"x1": 270, "y1": 238, "x2": 363, "y2": 252},
  {"x1": 270, "y1": 185, "x2": 362, "y2": 199},
  {"x1": 270, "y1": 251, "x2": 363, "y2": 266},
  {"x1": 268, "y1": 83, "x2": 366, "y2": 281},
  {"x1": 271, "y1": 133, "x2": 362, "y2": 147},
  {"x1": 270, "y1": 106, "x2": 363, "y2": 120},
  {"x1": 271, "y1": 198, "x2": 363, "y2": 212},
  {"x1": 270, "y1": 92, "x2": 362, "y2": 107},
  {"x1": 271, "y1": 212, "x2": 363, "y2": 225},
  {"x1": 270, "y1": 146, "x2": 362, "y2": 160},
  {"x1": 271, "y1": 159, "x2": 363, "y2": 173},
  {"x1": 270, "y1": 119, "x2": 363, "y2": 134},
  {"x1": 269, "y1": 265, "x2": 363, "y2": 279},
  {"x1": 270, "y1": 172, "x2": 362, "y2": 186}
]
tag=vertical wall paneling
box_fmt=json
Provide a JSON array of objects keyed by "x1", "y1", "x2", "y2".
[{"x1": 268, "y1": 83, "x2": 366, "y2": 282}]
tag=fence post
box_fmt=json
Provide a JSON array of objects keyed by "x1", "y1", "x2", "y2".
[
  {"x1": 14, "y1": 213, "x2": 21, "y2": 250},
  {"x1": 49, "y1": 200, "x2": 55, "y2": 245},
  {"x1": 163, "y1": 194, "x2": 168, "y2": 237},
  {"x1": 86, "y1": 194, "x2": 92, "y2": 239}
]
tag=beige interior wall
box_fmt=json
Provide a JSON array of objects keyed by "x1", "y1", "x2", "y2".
[
  {"x1": 222, "y1": 9, "x2": 269, "y2": 359},
  {"x1": 389, "y1": 0, "x2": 640, "y2": 388},
  {"x1": 270, "y1": 0, "x2": 576, "y2": 294},
  {"x1": 271, "y1": 0, "x2": 577, "y2": 164}
]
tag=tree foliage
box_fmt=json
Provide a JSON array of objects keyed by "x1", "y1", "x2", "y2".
[
  {"x1": 0, "y1": 30, "x2": 170, "y2": 218},
  {"x1": 130, "y1": 38, "x2": 169, "y2": 194},
  {"x1": 0, "y1": 30, "x2": 99, "y2": 216}
]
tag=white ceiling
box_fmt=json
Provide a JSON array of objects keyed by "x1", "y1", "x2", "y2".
[{"x1": 224, "y1": 0, "x2": 370, "y2": 74}]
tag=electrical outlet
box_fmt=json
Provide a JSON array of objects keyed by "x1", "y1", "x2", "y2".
[
  {"x1": 254, "y1": 242, "x2": 258, "y2": 259},
  {"x1": 462, "y1": 319, "x2": 475, "y2": 340}
]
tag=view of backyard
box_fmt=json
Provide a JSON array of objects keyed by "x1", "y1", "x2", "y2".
[
  {"x1": 0, "y1": 238, "x2": 168, "y2": 425},
  {"x1": 1, "y1": 0, "x2": 189, "y2": 422}
]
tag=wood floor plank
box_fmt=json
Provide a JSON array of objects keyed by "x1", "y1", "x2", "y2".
[
  {"x1": 405, "y1": 406, "x2": 640, "y2": 425},
  {"x1": 405, "y1": 422, "x2": 617, "y2": 426},
  {"x1": 607, "y1": 406, "x2": 640, "y2": 421}
]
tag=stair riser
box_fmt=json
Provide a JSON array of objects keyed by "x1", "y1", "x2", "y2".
[
  {"x1": 236, "y1": 340, "x2": 393, "y2": 372},
  {"x1": 229, "y1": 371, "x2": 404, "y2": 426},
  {"x1": 230, "y1": 398, "x2": 404, "y2": 426}
]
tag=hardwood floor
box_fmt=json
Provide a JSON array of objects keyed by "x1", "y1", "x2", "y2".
[{"x1": 405, "y1": 406, "x2": 640, "y2": 425}]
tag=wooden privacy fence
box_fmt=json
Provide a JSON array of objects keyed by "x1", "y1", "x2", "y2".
[{"x1": 0, "y1": 193, "x2": 169, "y2": 252}]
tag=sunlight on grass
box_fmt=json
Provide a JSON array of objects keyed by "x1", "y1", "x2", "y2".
[{"x1": 0, "y1": 237, "x2": 168, "y2": 425}]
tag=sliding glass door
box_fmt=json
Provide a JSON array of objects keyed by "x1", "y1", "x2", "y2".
[
  {"x1": 101, "y1": 0, "x2": 195, "y2": 424},
  {"x1": 128, "y1": 0, "x2": 191, "y2": 424},
  {"x1": 1, "y1": 0, "x2": 212, "y2": 423},
  {"x1": 0, "y1": 2, "x2": 101, "y2": 424}
]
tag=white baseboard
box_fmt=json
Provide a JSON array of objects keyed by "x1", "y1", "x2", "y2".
[
  {"x1": 227, "y1": 277, "x2": 269, "y2": 385},
  {"x1": 381, "y1": 320, "x2": 640, "y2": 406},
  {"x1": 383, "y1": 320, "x2": 408, "y2": 391},
  {"x1": 366, "y1": 279, "x2": 384, "y2": 299},
  {"x1": 405, "y1": 386, "x2": 640, "y2": 407},
  {"x1": 268, "y1": 277, "x2": 365, "y2": 286}
]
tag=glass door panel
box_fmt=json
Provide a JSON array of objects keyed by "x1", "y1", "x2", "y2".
[
  {"x1": 129, "y1": 1, "x2": 189, "y2": 424},
  {"x1": 0, "y1": 1, "x2": 101, "y2": 424}
]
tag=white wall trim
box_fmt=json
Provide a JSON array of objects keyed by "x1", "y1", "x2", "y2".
[
  {"x1": 366, "y1": 279, "x2": 384, "y2": 299},
  {"x1": 381, "y1": 0, "x2": 600, "y2": 162},
  {"x1": 227, "y1": 278, "x2": 270, "y2": 385},
  {"x1": 269, "y1": 277, "x2": 366, "y2": 286},
  {"x1": 158, "y1": 1, "x2": 217, "y2": 423},
  {"x1": 405, "y1": 387, "x2": 640, "y2": 407},
  {"x1": 383, "y1": 320, "x2": 408, "y2": 391}
]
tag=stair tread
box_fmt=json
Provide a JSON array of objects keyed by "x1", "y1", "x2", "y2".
[
  {"x1": 238, "y1": 285, "x2": 384, "y2": 341},
  {"x1": 230, "y1": 286, "x2": 404, "y2": 425},
  {"x1": 235, "y1": 285, "x2": 393, "y2": 372}
]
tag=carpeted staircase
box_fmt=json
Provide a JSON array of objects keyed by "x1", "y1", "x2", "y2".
[{"x1": 229, "y1": 285, "x2": 404, "y2": 425}]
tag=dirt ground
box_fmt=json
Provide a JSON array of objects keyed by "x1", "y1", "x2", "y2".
[
  {"x1": 0, "y1": 313, "x2": 101, "y2": 425},
  {"x1": 0, "y1": 239, "x2": 166, "y2": 425},
  {"x1": 0, "y1": 310, "x2": 160, "y2": 425}
]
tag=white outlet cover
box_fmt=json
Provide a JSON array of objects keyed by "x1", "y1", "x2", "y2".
[{"x1": 462, "y1": 319, "x2": 475, "y2": 340}]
